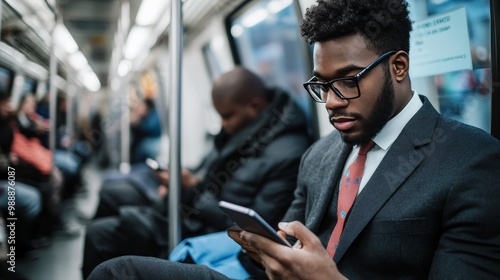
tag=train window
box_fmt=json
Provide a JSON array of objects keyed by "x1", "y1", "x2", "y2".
[
  {"x1": 0, "y1": 65, "x2": 14, "y2": 95},
  {"x1": 23, "y1": 76, "x2": 38, "y2": 95},
  {"x1": 226, "y1": 0, "x2": 315, "y2": 136},
  {"x1": 407, "y1": 0, "x2": 493, "y2": 133},
  {"x1": 202, "y1": 42, "x2": 224, "y2": 82}
]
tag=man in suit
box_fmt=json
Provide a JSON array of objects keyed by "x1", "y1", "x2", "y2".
[{"x1": 88, "y1": 0, "x2": 500, "y2": 279}]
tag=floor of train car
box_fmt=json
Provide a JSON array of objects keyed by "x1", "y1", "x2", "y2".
[{"x1": 17, "y1": 159, "x2": 105, "y2": 280}]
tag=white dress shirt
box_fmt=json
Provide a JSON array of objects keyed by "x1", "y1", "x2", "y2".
[{"x1": 338, "y1": 91, "x2": 423, "y2": 194}]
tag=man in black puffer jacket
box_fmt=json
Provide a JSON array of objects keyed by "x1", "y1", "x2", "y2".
[{"x1": 82, "y1": 67, "x2": 312, "y2": 278}]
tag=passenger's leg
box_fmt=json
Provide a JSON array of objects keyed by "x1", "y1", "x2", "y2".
[
  {"x1": 0, "y1": 181, "x2": 42, "y2": 222},
  {"x1": 0, "y1": 181, "x2": 42, "y2": 254},
  {"x1": 54, "y1": 149, "x2": 83, "y2": 199},
  {"x1": 54, "y1": 149, "x2": 81, "y2": 177},
  {"x1": 82, "y1": 216, "x2": 160, "y2": 279},
  {"x1": 93, "y1": 179, "x2": 150, "y2": 218},
  {"x1": 88, "y1": 256, "x2": 231, "y2": 280}
]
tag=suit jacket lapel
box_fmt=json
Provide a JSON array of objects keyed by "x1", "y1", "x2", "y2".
[
  {"x1": 307, "y1": 134, "x2": 352, "y2": 232},
  {"x1": 334, "y1": 97, "x2": 439, "y2": 262}
]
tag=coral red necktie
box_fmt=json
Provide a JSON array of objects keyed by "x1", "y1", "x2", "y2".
[{"x1": 326, "y1": 141, "x2": 375, "y2": 257}]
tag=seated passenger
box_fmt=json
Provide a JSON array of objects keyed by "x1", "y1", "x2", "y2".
[
  {"x1": 88, "y1": 0, "x2": 500, "y2": 279},
  {"x1": 18, "y1": 92, "x2": 83, "y2": 199},
  {"x1": 53, "y1": 94, "x2": 84, "y2": 199},
  {"x1": 1, "y1": 91, "x2": 78, "y2": 240},
  {"x1": 0, "y1": 91, "x2": 44, "y2": 257},
  {"x1": 81, "y1": 66, "x2": 312, "y2": 278},
  {"x1": 15, "y1": 93, "x2": 50, "y2": 140},
  {"x1": 129, "y1": 98, "x2": 162, "y2": 164}
]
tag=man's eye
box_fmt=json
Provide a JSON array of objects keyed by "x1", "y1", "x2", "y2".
[{"x1": 336, "y1": 80, "x2": 357, "y2": 89}]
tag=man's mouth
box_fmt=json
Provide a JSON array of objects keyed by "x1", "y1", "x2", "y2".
[{"x1": 330, "y1": 117, "x2": 356, "y2": 131}]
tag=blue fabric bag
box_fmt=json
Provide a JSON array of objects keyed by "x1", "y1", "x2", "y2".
[{"x1": 168, "y1": 231, "x2": 250, "y2": 279}]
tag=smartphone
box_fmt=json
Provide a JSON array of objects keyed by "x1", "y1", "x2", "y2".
[
  {"x1": 218, "y1": 201, "x2": 290, "y2": 247},
  {"x1": 145, "y1": 158, "x2": 166, "y2": 171}
]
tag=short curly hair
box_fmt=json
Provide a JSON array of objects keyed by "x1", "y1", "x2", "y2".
[{"x1": 301, "y1": 0, "x2": 413, "y2": 54}]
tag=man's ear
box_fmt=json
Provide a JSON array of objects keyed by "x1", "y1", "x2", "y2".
[{"x1": 391, "y1": 51, "x2": 410, "y2": 82}]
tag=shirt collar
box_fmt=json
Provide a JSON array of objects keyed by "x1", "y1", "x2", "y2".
[{"x1": 372, "y1": 91, "x2": 423, "y2": 151}]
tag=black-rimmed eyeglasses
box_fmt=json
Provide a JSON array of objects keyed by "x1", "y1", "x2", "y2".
[{"x1": 303, "y1": 50, "x2": 397, "y2": 103}]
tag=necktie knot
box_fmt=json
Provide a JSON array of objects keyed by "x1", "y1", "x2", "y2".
[{"x1": 358, "y1": 141, "x2": 375, "y2": 156}]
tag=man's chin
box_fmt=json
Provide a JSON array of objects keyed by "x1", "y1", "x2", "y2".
[
  {"x1": 339, "y1": 131, "x2": 372, "y2": 145},
  {"x1": 340, "y1": 133, "x2": 359, "y2": 145}
]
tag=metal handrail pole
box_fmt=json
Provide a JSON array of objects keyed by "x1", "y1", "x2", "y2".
[
  {"x1": 0, "y1": 1, "x2": 3, "y2": 40},
  {"x1": 119, "y1": 72, "x2": 130, "y2": 173},
  {"x1": 119, "y1": 0, "x2": 130, "y2": 173},
  {"x1": 168, "y1": 0, "x2": 183, "y2": 251},
  {"x1": 66, "y1": 72, "x2": 75, "y2": 142},
  {"x1": 49, "y1": 17, "x2": 58, "y2": 173}
]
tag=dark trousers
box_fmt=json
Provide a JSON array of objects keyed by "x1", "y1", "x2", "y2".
[
  {"x1": 88, "y1": 256, "x2": 231, "y2": 280},
  {"x1": 93, "y1": 179, "x2": 150, "y2": 218},
  {"x1": 82, "y1": 216, "x2": 162, "y2": 279},
  {"x1": 84, "y1": 175, "x2": 168, "y2": 278}
]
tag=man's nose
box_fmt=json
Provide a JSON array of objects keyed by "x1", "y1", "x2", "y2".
[{"x1": 324, "y1": 89, "x2": 348, "y2": 110}]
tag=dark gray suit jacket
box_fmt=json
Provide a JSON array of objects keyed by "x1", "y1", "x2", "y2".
[{"x1": 283, "y1": 96, "x2": 500, "y2": 279}]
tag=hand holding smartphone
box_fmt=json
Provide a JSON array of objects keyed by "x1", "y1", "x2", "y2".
[
  {"x1": 226, "y1": 225, "x2": 263, "y2": 264},
  {"x1": 218, "y1": 201, "x2": 291, "y2": 247},
  {"x1": 145, "y1": 158, "x2": 167, "y2": 171}
]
